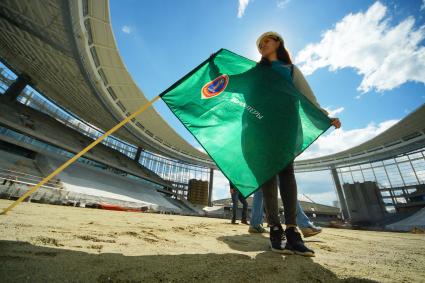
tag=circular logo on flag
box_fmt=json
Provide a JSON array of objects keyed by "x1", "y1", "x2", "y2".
[{"x1": 201, "y1": 74, "x2": 229, "y2": 99}]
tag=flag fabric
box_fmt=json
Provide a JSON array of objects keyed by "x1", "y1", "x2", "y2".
[{"x1": 160, "y1": 48, "x2": 331, "y2": 197}]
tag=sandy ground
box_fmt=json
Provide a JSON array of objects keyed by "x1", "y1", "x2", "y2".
[{"x1": 0, "y1": 200, "x2": 424, "y2": 283}]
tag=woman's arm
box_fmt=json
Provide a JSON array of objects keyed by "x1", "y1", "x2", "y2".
[
  {"x1": 292, "y1": 65, "x2": 329, "y2": 116},
  {"x1": 292, "y1": 65, "x2": 341, "y2": 129}
]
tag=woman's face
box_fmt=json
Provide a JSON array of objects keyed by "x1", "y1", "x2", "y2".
[{"x1": 259, "y1": 36, "x2": 280, "y2": 58}]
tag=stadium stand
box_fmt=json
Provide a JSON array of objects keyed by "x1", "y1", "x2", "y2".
[{"x1": 0, "y1": 99, "x2": 171, "y2": 188}]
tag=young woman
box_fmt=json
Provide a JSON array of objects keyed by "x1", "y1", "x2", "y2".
[
  {"x1": 256, "y1": 31, "x2": 341, "y2": 257},
  {"x1": 249, "y1": 187, "x2": 323, "y2": 238}
]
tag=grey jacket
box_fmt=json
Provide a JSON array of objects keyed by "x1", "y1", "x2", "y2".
[{"x1": 292, "y1": 65, "x2": 329, "y2": 116}]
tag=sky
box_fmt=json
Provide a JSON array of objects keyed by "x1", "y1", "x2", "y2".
[{"x1": 109, "y1": 0, "x2": 425, "y2": 205}]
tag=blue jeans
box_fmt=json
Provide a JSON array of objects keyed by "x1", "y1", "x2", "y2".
[
  {"x1": 279, "y1": 200, "x2": 312, "y2": 228},
  {"x1": 251, "y1": 189, "x2": 312, "y2": 228},
  {"x1": 231, "y1": 190, "x2": 248, "y2": 221},
  {"x1": 296, "y1": 200, "x2": 312, "y2": 228},
  {"x1": 250, "y1": 190, "x2": 264, "y2": 227}
]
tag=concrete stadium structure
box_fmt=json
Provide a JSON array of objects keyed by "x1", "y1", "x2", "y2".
[
  {"x1": 0, "y1": 0, "x2": 212, "y2": 165},
  {"x1": 1, "y1": 0, "x2": 424, "y2": 229},
  {"x1": 295, "y1": 103, "x2": 425, "y2": 225}
]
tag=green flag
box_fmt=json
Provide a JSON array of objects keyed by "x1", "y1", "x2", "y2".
[{"x1": 160, "y1": 49, "x2": 331, "y2": 197}]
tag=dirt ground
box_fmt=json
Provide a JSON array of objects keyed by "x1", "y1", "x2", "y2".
[{"x1": 0, "y1": 199, "x2": 424, "y2": 282}]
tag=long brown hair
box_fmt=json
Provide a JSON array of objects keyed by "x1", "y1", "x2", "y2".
[{"x1": 258, "y1": 37, "x2": 293, "y2": 65}]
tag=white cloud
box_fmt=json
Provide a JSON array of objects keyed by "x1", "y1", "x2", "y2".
[
  {"x1": 296, "y1": 170, "x2": 335, "y2": 194},
  {"x1": 324, "y1": 106, "x2": 344, "y2": 117},
  {"x1": 212, "y1": 170, "x2": 230, "y2": 200},
  {"x1": 237, "y1": 0, "x2": 249, "y2": 18},
  {"x1": 276, "y1": 0, "x2": 290, "y2": 9},
  {"x1": 297, "y1": 118, "x2": 400, "y2": 160},
  {"x1": 195, "y1": 146, "x2": 206, "y2": 154},
  {"x1": 298, "y1": 193, "x2": 313, "y2": 202},
  {"x1": 122, "y1": 25, "x2": 131, "y2": 34},
  {"x1": 421, "y1": 0, "x2": 425, "y2": 11},
  {"x1": 212, "y1": 168, "x2": 337, "y2": 205},
  {"x1": 295, "y1": 1, "x2": 425, "y2": 93},
  {"x1": 302, "y1": 191, "x2": 337, "y2": 206}
]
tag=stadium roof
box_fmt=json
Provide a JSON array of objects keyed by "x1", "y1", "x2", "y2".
[
  {"x1": 294, "y1": 103, "x2": 425, "y2": 171},
  {"x1": 0, "y1": 0, "x2": 213, "y2": 167}
]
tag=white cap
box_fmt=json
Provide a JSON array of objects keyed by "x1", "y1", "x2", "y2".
[{"x1": 256, "y1": 31, "x2": 284, "y2": 52}]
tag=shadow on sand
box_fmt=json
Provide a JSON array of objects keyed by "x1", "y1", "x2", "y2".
[
  {"x1": 216, "y1": 234, "x2": 377, "y2": 282},
  {"x1": 1, "y1": 238, "x2": 377, "y2": 282}
]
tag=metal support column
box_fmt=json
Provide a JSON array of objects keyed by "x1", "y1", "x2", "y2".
[
  {"x1": 331, "y1": 167, "x2": 349, "y2": 220},
  {"x1": 134, "y1": 147, "x2": 143, "y2": 162},
  {"x1": 208, "y1": 168, "x2": 214, "y2": 207},
  {"x1": 4, "y1": 74, "x2": 30, "y2": 101}
]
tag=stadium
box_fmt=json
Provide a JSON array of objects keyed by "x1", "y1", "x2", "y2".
[{"x1": 0, "y1": 0, "x2": 424, "y2": 282}]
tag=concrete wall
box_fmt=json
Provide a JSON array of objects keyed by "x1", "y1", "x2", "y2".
[{"x1": 343, "y1": 181, "x2": 386, "y2": 224}]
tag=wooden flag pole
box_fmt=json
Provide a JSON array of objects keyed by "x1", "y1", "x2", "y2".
[{"x1": 0, "y1": 95, "x2": 161, "y2": 215}]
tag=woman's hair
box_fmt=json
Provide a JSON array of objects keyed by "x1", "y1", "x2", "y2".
[{"x1": 258, "y1": 37, "x2": 293, "y2": 65}]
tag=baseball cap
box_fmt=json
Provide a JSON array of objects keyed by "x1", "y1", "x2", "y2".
[{"x1": 256, "y1": 31, "x2": 284, "y2": 51}]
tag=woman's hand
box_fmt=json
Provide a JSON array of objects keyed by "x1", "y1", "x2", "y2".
[{"x1": 330, "y1": 117, "x2": 341, "y2": 129}]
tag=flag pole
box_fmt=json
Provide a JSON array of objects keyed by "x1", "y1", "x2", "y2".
[{"x1": 0, "y1": 95, "x2": 161, "y2": 215}]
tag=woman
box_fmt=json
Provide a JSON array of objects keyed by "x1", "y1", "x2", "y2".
[
  {"x1": 249, "y1": 188, "x2": 323, "y2": 238},
  {"x1": 256, "y1": 31, "x2": 341, "y2": 257}
]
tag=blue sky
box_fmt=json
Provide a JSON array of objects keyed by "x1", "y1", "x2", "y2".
[{"x1": 110, "y1": 0, "x2": 425, "y2": 205}]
